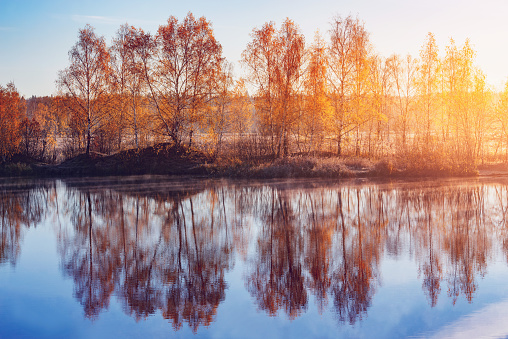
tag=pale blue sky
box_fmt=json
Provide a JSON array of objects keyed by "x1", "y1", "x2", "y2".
[{"x1": 1, "y1": 0, "x2": 508, "y2": 97}]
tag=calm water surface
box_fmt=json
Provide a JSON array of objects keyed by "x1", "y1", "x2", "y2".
[{"x1": 2, "y1": 176, "x2": 508, "y2": 338}]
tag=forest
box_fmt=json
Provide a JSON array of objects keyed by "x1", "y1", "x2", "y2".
[{"x1": 1, "y1": 12, "x2": 507, "y2": 176}]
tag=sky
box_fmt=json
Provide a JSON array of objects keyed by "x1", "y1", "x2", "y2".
[{"x1": 2, "y1": 0, "x2": 508, "y2": 97}]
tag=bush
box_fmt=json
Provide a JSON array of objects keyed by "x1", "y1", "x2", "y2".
[
  {"x1": 373, "y1": 159, "x2": 394, "y2": 176},
  {"x1": 243, "y1": 156, "x2": 356, "y2": 178}
]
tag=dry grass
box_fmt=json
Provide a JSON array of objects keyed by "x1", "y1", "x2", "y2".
[
  {"x1": 227, "y1": 156, "x2": 363, "y2": 179},
  {"x1": 220, "y1": 153, "x2": 478, "y2": 179},
  {"x1": 391, "y1": 149, "x2": 479, "y2": 177},
  {"x1": 0, "y1": 141, "x2": 480, "y2": 179}
]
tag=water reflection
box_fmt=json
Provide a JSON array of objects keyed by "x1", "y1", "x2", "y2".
[
  {"x1": 57, "y1": 181, "x2": 235, "y2": 331},
  {"x1": 2, "y1": 177, "x2": 508, "y2": 331},
  {"x1": 246, "y1": 188, "x2": 308, "y2": 319},
  {"x1": 0, "y1": 181, "x2": 52, "y2": 266}
]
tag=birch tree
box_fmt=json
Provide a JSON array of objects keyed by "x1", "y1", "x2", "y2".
[
  {"x1": 57, "y1": 24, "x2": 111, "y2": 155},
  {"x1": 148, "y1": 13, "x2": 224, "y2": 147},
  {"x1": 328, "y1": 15, "x2": 370, "y2": 156}
]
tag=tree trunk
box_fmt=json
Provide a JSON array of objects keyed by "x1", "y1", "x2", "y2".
[
  {"x1": 86, "y1": 127, "x2": 91, "y2": 156},
  {"x1": 337, "y1": 134, "x2": 342, "y2": 156}
]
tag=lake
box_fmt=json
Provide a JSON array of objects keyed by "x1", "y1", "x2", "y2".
[{"x1": 2, "y1": 175, "x2": 508, "y2": 338}]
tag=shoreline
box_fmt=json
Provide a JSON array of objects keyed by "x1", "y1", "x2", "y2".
[
  {"x1": 0, "y1": 163, "x2": 505, "y2": 181},
  {"x1": 1, "y1": 144, "x2": 503, "y2": 180},
  {"x1": 0, "y1": 159, "x2": 493, "y2": 181}
]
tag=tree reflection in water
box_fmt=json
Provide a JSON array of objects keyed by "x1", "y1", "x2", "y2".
[
  {"x1": 3, "y1": 178, "x2": 508, "y2": 330},
  {"x1": 58, "y1": 182, "x2": 234, "y2": 331},
  {"x1": 245, "y1": 187, "x2": 307, "y2": 319},
  {"x1": 0, "y1": 181, "x2": 52, "y2": 266}
]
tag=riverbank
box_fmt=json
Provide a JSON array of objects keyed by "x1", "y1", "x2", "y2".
[{"x1": 0, "y1": 143, "x2": 488, "y2": 179}]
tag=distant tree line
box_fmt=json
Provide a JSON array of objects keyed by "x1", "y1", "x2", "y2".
[{"x1": 2, "y1": 12, "x2": 508, "y2": 166}]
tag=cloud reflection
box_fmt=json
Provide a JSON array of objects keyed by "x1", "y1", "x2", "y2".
[{"x1": 428, "y1": 299, "x2": 508, "y2": 339}]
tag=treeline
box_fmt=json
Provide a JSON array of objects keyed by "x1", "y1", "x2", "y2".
[{"x1": 2, "y1": 13, "x2": 508, "y2": 167}]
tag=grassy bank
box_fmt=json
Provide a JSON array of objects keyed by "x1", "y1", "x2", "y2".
[
  {"x1": 0, "y1": 143, "x2": 482, "y2": 179},
  {"x1": 214, "y1": 153, "x2": 479, "y2": 179}
]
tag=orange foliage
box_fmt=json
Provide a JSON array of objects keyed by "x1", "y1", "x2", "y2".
[
  {"x1": 0, "y1": 83, "x2": 24, "y2": 160},
  {"x1": 242, "y1": 19, "x2": 305, "y2": 157},
  {"x1": 38, "y1": 14, "x2": 504, "y2": 164},
  {"x1": 148, "y1": 13, "x2": 224, "y2": 146},
  {"x1": 57, "y1": 24, "x2": 111, "y2": 155}
]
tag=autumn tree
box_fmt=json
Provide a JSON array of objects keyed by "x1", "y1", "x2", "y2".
[
  {"x1": 388, "y1": 54, "x2": 418, "y2": 150},
  {"x1": 19, "y1": 117, "x2": 41, "y2": 158},
  {"x1": 110, "y1": 24, "x2": 154, "y2": 151},
  {"x1": 202, "y1": 60, "x2": 234, "y2": 159},
  {"x1": 22, "y1": 96, "x2": 62, "y2": 161},
  {"x1": 350, "y1": 24, "x2": 372, "y2": 156},
  {"x1": 53, "y1": 94, "x2": 87, "y2": 157},
  {"x1": 34, "y1": 99, "x2": 61, "y2": 162},
  {"x1": 496, "y1": 80, "x2": 508, "y2": 161},
  {"x1": 125, "y1": 26, "x2": 157, "y2": 149},
  {"x1": 228, "y1": 79, "x2": 253, "y2": 157},
  {"x1": 57, "y1": 24, "x2": 112, "y2": 156},
  {"x1": 242, "y1": 21, "x2": 278, "y2": 155},
  {"x1": 327, "y1": 15, "x2": 371, "y2": 156},
  {"x1": 301, "y1": 31, "x2": 331, "y2": 155},
  {"x1": 440, "y1": 39, "x2": 459, "y2": 145},
  {"x1": 242, "y1": 18, "x2": 305, "y2": 157},
  {"x1": 469, "y1": 69, "x2": 491, "y2": 162},
  {"x1": 366, "y1": 55, "x2": 391, "y2": 156},
  {"x1": 417, "y1": 32, "x2": 439, "y2": 149},
  {"x1": 0, "y1": 83, "x2": 24, "y2": 160},
  {"x1": 274, "y1": 19, "x2": 305, "y2": 157},
  {"x1": 145, "y1": 13, "x2": 224, "y2": 147},
  {"x1": 441, "y1": 38, "x2": 491, "y2": 162},
  {"x1": 109, "y1": 24, "x2": 131, "y2": 151}
]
